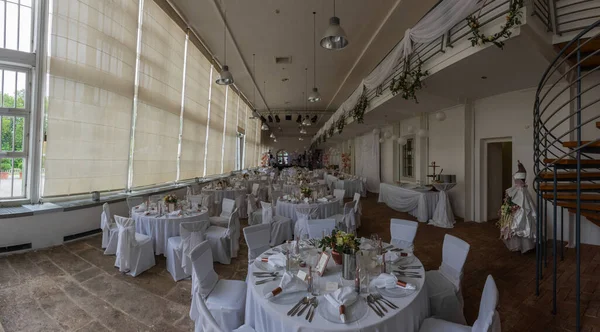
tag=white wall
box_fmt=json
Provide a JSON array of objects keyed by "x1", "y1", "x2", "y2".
[{"x1": 428, "y1": 105, "x2": 466, "y2": 218}]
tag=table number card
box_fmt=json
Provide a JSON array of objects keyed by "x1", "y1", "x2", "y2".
[
  {"x1": 325, "y1": 282, "x2": 339, "y2": 292},
  {"x1": 296, "y1": 270, "x2": 308, "y2": 282},
  {"x1": 315, "y1": 252, "x2": 330, "y2": 276}
]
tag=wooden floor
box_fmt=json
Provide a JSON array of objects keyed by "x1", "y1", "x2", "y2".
[{"x1": 0, "y1": 193, "x2": 599, "y2": 331}]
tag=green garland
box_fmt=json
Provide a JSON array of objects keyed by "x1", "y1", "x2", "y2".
[
  {"x1": 336, "y1": 113, "x2": 346, "y2": 134},
  {"x1": 466, "y1": 0, "x2": 524, "y2": 49},
  {"x1": 322, "y1": 133, "x2": 327, "y2": 143},
  {"x1": 352, "y1": 86, "x2": 368, "y2": 124},
  {"x1": 390, "y1": 58, "x2": 429, "y2": 104},
  {"x1": 327, "y1": 122, "x2": 335, "y2": 137}
]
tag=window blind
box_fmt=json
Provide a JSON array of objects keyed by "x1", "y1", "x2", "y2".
[
  {"x1": 205, "y1": 82, "x2": 225, "y2": 176},
  {"x1": 180, "y1": 41, "x2": 211, "y2": 180},
  {"x1": 131, "y1": 0, "x2": 185, "y2": 187},
  {"x1": 245, "y1": 118, "x2": 256, "y2": 168},
  {"x1": 43, "y1": 0, "x2": 138, "y2": 196},
  {"x1": 222, "y1": 87, "x2": 238, "y2": 173}
]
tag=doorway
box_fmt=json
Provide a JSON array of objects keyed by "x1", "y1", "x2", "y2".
[{"x1": 486, "y1": 141, "x2": 513, "y2": 221}]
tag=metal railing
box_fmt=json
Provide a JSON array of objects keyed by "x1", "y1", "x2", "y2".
[
  {"x1": 556, "y1": 0, "x2": 600, "y2": 34},
  {"x1": 533, "y1": 18, "x2": 600, "y2": 332}
]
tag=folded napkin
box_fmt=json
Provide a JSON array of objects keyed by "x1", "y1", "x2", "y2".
[
  {"x1": 283, "y1": 195, "x2": 290, "y2": 200},
  {"x1": 325, "y1": 195, "x2": 334, "y2": 199},
  {"x1": 261, "y1": 253, "x2": 286, "y2": 268},
  {"x1": 371, "y1": 273, "x2": 416, "y2": 290},
  {"x1": 324, "y1": 287, "x2": 358, "y2": 323},
  {"x1": 134, "y1": 202, "x2": 147, "y2": 212},
  {"x1": 359, "y1": 238, "x2": 374, "y2": 250},
  {"x1": 264, "y1": 272, "x2": 305, "y2": 299},
  {"x1": 384, "y1": 251, "x2": 401, "y2": 263},
  {"x1": 317, "y1": 197, "x2": 328, "y2": 203},
  {"x1": 168, "y1": 210, "x2": 182, "y2": 217}
]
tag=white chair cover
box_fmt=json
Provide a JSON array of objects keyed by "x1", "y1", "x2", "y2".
[
  {"x1": 333, "y1": 189, "x2": 346, "y2": 207},
  {"x1": 251, "y1": 183, "x2": 260, "y2": 197},
  {"x1": 306, "y1": 219, "x2": 336, "y2": 239},
  {"x1": 261, "y1": 201, "x2": 293, "y2": 246},
  {"x1": 390, "y1": 218, "x2": 418, "y2": 251},
  {"x1": 149, "y1": 194, "x2": 163, "y2": 204},
  {"x1": 101, "y1": 203, "x2": 118, "y2": 255},
  {"x1": 166, "y1": 220, "x2": 209, "y2": 281},
  {"x1": 271, "y1": 190, "x2": 283, "y2": 206},
  {"x1": 188, "y1": 194, "x2": 204, "y2": 209},
  {"x1": 342, "y1": 202, "x2": 357, "y2": 233},
  {"x1": 192, "y1": 291, "x2": 255, "y2": 332},
  {"x1": 190, "y1": 241, "x2": 248, "y2": 332},
  {"x1": 420, "y1": 275, "x2": 500, "y2": 332},
  {"x1": 247, "y1": 194, "x2": 262, "y2": 225},
  {"x1": 294, "y1": 205, "x2": 319, "y2": 239},
  {"x1": 353, "y1": 193, "x2": 362, "y2": 228},
  {"x1": 205, "y1": 209, "x2": 240, "y2": 264},
  {"x1": 221, "y1": 198, "x2": 236, "y2": 218},
  {"x1": 114, "y1": 215, "x2": 155, "y2": 277},
  {"x1": 426, "y1": 234, "x2": 470, "y2": 325},
  {"x1": 243, "y1": 224, "x2": 271, "y2": 262}
]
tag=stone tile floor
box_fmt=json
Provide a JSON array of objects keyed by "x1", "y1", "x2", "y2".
[{"x1": 0, "y1": 193, "x2": 599, "y2": 331}]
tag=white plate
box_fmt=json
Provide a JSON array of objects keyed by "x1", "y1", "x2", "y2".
[
  {"x1": 369, "y1": 283, "x2": 418, "y2": 298},
  {"x1": 317, "y1": 297, "x2": 368, "y2": 324},
  {"x1": 261, "y1": 281, "x2": 307, "y2": 305},
  {"x1": 254, "y1": 259, "x2": 284, "y2": 272}
]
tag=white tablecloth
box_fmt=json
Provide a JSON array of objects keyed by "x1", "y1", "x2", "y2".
[
  {"x1": 201, "y1": 188, "x2": 248, "y2": 217},
  {"x1": 378, "y1": 183, "x2": 439, "y2": 223},
  {"x1": 132, "y1": 209, "x2": 209, "y2": 255},
  {"x1": 276, "y1": 198, "x2": 342, "y2": 223},
  {"x1": 245, "y1": 244, "x2": 429, "y2": 332},
  {"x1": 282, "y1": 183, "x2": 329, "y2": 195},
  {"x1": 333, "y1": 179, "x2": 364, "y2": 198}
]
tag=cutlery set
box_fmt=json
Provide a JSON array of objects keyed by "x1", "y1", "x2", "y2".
[
  {"x1": 366, "y1": 293, "x2": 398, "y2": 317},
  {"x1": 287, "y1": 297, "x2": 318, "y2": 322},
  {"x1": 393, "y1": 265, "x2": 422, "y2": 278},
  {"x1": 253, "y1": 271, "x2": 281, "y2": 285}
]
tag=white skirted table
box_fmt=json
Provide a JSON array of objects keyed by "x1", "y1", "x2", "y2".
[
  {"x1": 132, "y1": 209, "x2": 209, "y2": 255},
  {"x1": 326, "y1": 174, "x2": 364, "y2": 198},
  {"x1": 276, "y1": 198, "x2": 342, "y2": 223},
  {"x1": 245, "y1": 242, "x2": 429, "y2": 332},
  {"x1": 430, "y1": 183, "x2": 456, "y2": 228},
  {"x1": 201, "y1": 187, "x2": 248, "y2": 217},
  {"x1": 378, "y1": 183, "x2": 439, "y2": 223}
]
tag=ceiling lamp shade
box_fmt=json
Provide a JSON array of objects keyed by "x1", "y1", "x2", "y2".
[
  {"x1": 406, "y1": 125, "x2": 414, "y2": 134},
  {"x1": 261, "y1": 122, "x2": 268, "y2": 131},
  {"x1": 372, "y1": 128, "x2": 380, "y2": 135},
  {"x1": 299, "y1": 137, "x2": 304, "y2": 141},
  {"x1": 302, "y1": 116, "x2": 312, "y2": 126},
  {"x1": 378, "y1": 138, "x2": 385, "y2": 143},
  {"x1": 320, "y1": 1, "x2": 348, "y2": 51},
  {"x1": 300, "y1": 127, "x2": 307, "y2": 134},
  {"x1": 216, "y1": 65, "x2": 234, "y2": 85},
  {"x1": 308, "y1": 88, "x2": 321, "y2": 102},
  {"x1": 273, "y1": 138, "x2": 277, "y2": 142},
  {"x1": 435, "y1": 111, "x2": 447, "y2": 121},
  {"x1": 397, "y1": 136, "x2": 407, "y2": 145},
  {"x1": 384, "y1": 131, "x2": 392, "y2": 139},
  {"x1": 269, "y1": 132, "x2": 275, "y2": 138},
  {"x1": 417, "y1": 129, "x2": 428, "y2": 137}
]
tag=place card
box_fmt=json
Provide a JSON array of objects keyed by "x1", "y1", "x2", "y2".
[
  {"x1": 315, "y1": 252, "x2": 330, "y2": 276},
  {"x1": 296, "y1": 270, "x2": 308, "y2": 282},
  {"x1": 325, "y1": 282, "x2": 339, "y2": 292}
]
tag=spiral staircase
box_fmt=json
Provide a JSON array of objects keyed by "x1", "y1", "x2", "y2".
[{"x1": 534, "y1": 17, "x2": 600, "y2": 331}]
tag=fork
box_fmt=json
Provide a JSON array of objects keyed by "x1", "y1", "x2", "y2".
[
  {"x1": 395, "y1": 266, "x2": 422, "y2": 270},
  {"x1": 367, "y1": 294, "x2": 387, "y2": 313},
  {"x1": 372, "y1": 292, "x2": 398, "y2": 309},
  {"x1": 305, "y1": 297, "x2": 317, "y2": 321},
  {"x1": 308, "y1": 298, "x2": 319, "y2": 322},
  {"x1": 366, "y1": 296, "x2": 383, "y2": 317}
]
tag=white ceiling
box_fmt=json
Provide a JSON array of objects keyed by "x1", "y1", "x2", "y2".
[{"x1": 170, "y1": 0, "x2": 439, "y2": 129}]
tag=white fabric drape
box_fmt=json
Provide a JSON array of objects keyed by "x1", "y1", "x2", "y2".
[
  {"x1": 354, "y1": 133, "x2": 380, "y2": 193},
  {"x1": 313, "y1": 0, "x2": 479, "y2": 141}
]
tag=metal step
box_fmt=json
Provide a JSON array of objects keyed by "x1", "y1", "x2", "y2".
[
  {"x1": 543, "y1": 158, "x2": 600, "y2": 168},
  {"x1": 556, "y1": 201, "x2": 600, "y2": 211},
  {"x1": 542, "y1": 193, "x2": 600, "y2": 201},
  {"x1": 562, "y1": 141, "x2": 600, "y2": 153},
  {"x1": 539, "y1": 183, "x2": 600, "y2": 191},
  {"x1": 540, "y1": 171, "x2": 600, "y2": 180}
]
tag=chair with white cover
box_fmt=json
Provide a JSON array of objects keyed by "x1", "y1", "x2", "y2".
[
  {"x1": 166, "y1": 220, "x2": 209, "y2": 281},
  {"x1": 189, "y1": 241, "x2": 248, "y2": 332},
  {"x1": 205, "y1": 208, "x2": 240, "y2": 264},
  {"x1": 353, "y1": 193, "x2": 362, "y2": 228},
  {"x1": 260, "y1": 201, "x2": 293, "y2": 246},
  {"x1": 200, "y1": 193, "x2": 215, "y2": 216},
  {"x1": 188, "y1": 195, "x2": 204, "y2": 210},
  {"x1": 420, "y1": 275, "x2": 500, "y2": 332},
  {"x1": 149, "y1": 194, "x2": 163, "y2": 204},
  {"x1": 126, "y1": 196, "x2": 144, "y2": 216},
  {"x1": 306, "y1": 219, "x2": 336, "y2": 239},
  {"x1": 251, "y1": 183, "x2": 260, "y2": 197},
  {"x1": 101, "y1": 203, "x2": 118, "y2": 255},
  {"x1": 243, "y1": 224, "x2": 271, "y2": 262},
  {"x1": 390, "y1": 218, "x2": 418, "y2": 251},
  {"x1": 247, "y1": 194, "x2": 262, "y2": 225},
  {"x1": 331, "y1": 202, "x2": 356, "y2": 233},
  {"x1": 271, "y1": 190, "x2": 284, "y2": 206},
  {"x1": 114, "y1": 215, "x2": 155, "y2": 277},
  {"x1": 316, "y1": 179, "x2": 326, "y2": 185},
  {"x1": 333, "y1": 189, "x2": 346, "y2": 207},
  {"x1": 360, "y1": 177, "x2": 367, "y2": 196},
  {"x1": 426, "y1": 234, "x2": 471, "y2": 325},
  {"x1": 209, "y1": 198, "x2": 236, "y2": 228},
  {"x1": 294, "y1": 205, "x2": 319, "y2": 239}
]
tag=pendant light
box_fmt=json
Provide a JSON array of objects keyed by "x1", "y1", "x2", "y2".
[
  {"x1": 261, "y1": 122, "x2": 268, "y2": 131},
  {"x1": 270, "y1": 132, "x2": 275, "y2": 138},
  {"x1": 216, "y1": 8, "x2": 234, "y2": 85},
  {"x1": 320, "y1": 0, "x2": 349, "y2": 50},
  {"x1": 308, "y1": 12, "x2": 321, "y2": 102}
]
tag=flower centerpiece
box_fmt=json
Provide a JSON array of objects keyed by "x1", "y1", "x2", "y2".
[
  {"x1": 164, "y1": 194, "x2": 178, "y2": 212},
  {"x1": 341, "y1": 153, "x2": 351, "y2": 173},
  {"x1": 300, "y1": 187, "x2": 313, "y2": 199},
  {"x1": 318, "y1": 230, "x2": 360, "y2": 265},
  {"x1": 243, "y1": 173, "x2": 249, "y2": 180}
]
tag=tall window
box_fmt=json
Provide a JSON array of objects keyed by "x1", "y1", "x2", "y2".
[
  {"x1": 276, "y1": 150, "x2": 289, "y2": 165},
  {"x1": 222, "y1": 87, "x2": 238, "y2": 173},
  {"x1": 43, "y1": 0, "x2": 138, "y2": 196},
  {"x1": 205, "y1": 80, "x2": 225, "y2": 176},
  {"x1": 0, "y1": 67, "x2": 28, "y2": 198},
  {"x1": 0, "y1": 0, "x2": 33, "y2": 52},
  {"x1": 402, "y1": 137, "x2": 414, "y2": 178}
]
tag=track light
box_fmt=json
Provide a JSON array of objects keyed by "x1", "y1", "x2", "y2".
[
  {"x1": 311, "y1": 115, "x2": 318, "y2": 123},
  {"x1": 296, "y1": 115, "x2": 302, "y2": 123},
  {"x1": 275, "y1": 115, "x2": 280, "y2": 122},
  {"x1": 302, "y1": 116, "x2": 312, "y2": 126},
  {"x1": 268, "y1": 115, "x2": 273, "y2": 123}
]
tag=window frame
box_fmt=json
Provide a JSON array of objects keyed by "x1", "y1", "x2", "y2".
[
  {"x1": 402, "y1": 136, "x2": 414, "y2": 179},
  {"x1": 0, "y1": 64, "x2": 31, "y2": 199}
]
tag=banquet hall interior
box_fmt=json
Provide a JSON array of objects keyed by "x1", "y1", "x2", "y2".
[{"x1": 1, "y1": 0, "x2": 600, "y2": 331}]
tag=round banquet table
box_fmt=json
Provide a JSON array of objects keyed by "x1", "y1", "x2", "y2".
[
  {"x1": 201, "y1": 187, "x2": 248, "y2": 217},
  {"x1": 132, "y1": 209, "x2": 209, "y2": 255},
  {"x1": 276, "y1": 198, "x2": 342, "y2": 222},
  {"x1": 245, "y1": 242, "x2": 429, "y2": 332},
  {"x1": 282, "y1": 183, "x2": 329, "y2": 195}
]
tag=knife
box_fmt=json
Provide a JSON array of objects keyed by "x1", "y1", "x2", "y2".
[{"x1": 255, "y1": 277, "x2": 277, "y2": 285}]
